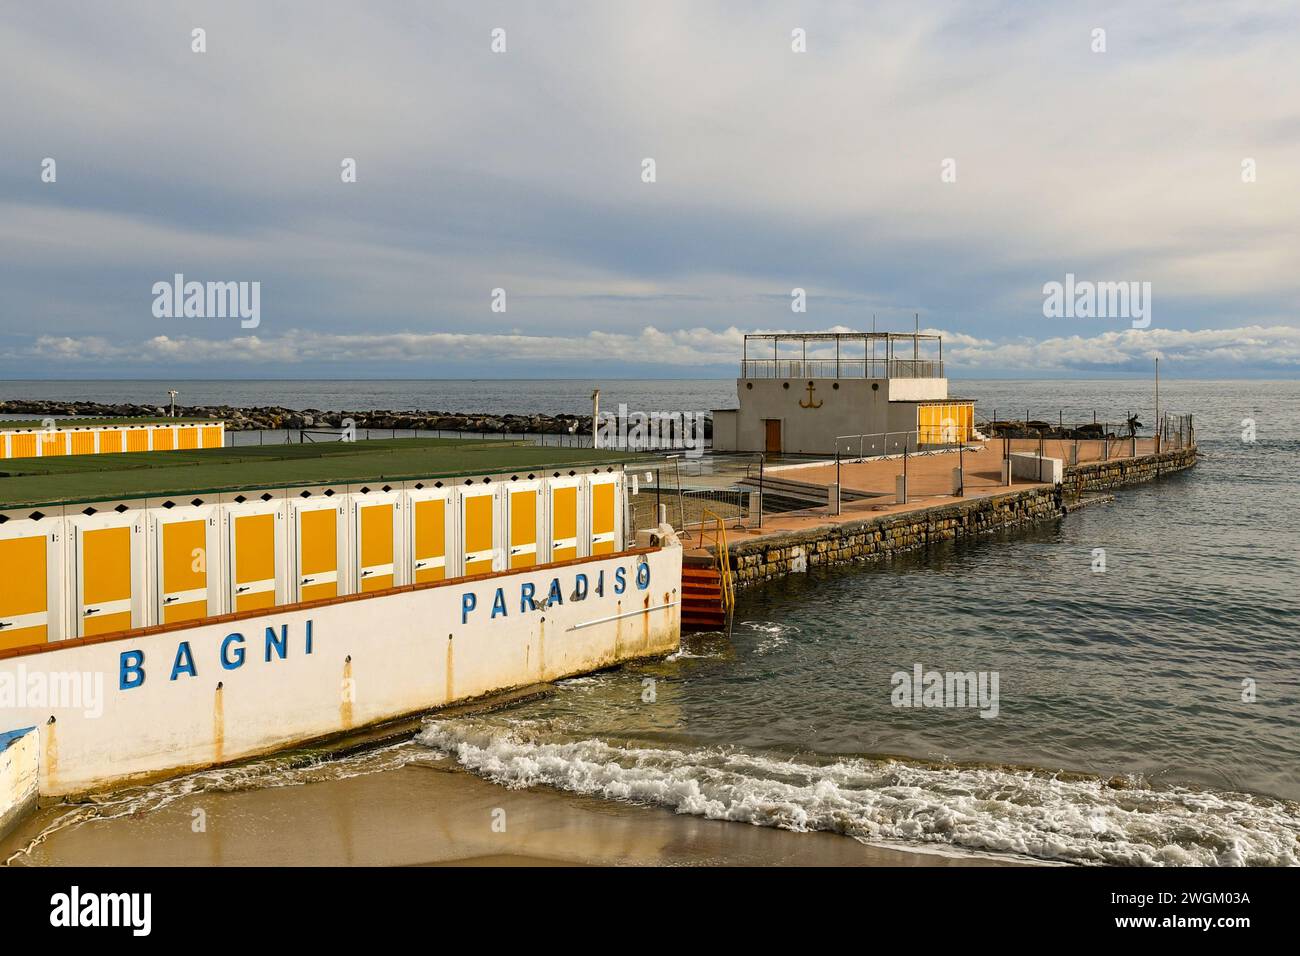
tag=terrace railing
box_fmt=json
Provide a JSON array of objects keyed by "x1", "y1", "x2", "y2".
[{"x1": 740, "y1": 358, "x2": 944, "y2": 380}]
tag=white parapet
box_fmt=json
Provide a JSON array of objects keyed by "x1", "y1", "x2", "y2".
[
  {"x1": 0, "y1": 546, "x2": 682, "y2": 796},
  {"x1": 887, "y1": 378, "x2": 949, "y2": 402},
  {"x1": 1009, "y1": 452, "x2": 1064, "y2": 484}
]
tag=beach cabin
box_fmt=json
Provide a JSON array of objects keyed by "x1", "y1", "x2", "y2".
[
  {"x1": 710, "y1": 331, "x2": 975, "y2": 455},
  {"x1": 0, "y1": 418, "x2": 224, "y2": 460},
  {"x1": 0, "y1": 438, "x2": 635, "y2": 650}
]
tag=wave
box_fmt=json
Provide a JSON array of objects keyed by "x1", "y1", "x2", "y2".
[{"x1": 415, "y1": 717, "x2": 1300, "y2": 867}]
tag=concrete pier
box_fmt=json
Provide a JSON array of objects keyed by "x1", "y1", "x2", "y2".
[{"x1": 683, "y1": 443, "x2": 1196, "y2": 590}]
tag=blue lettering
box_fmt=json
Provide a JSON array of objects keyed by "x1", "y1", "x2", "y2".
[
  {"x1": 170, "y1": 641, "x2": 197, "y2": 681},
  {"x1": 574, "y1": 573, "x2": 588, "y2": 600},
  {"x1": 221, "y1": 632, "x2": 246, "y2": 670},
  {"x1": 305, "y1": 619, "x2": 313, "y2": 655},
  {"x1": 492, "y1": 587, "x2": 507, "y2": 618},
  {"x1": 547, "y1": 578, "x2": 564, "y2": 606},
  {"x1": 265, "y1": 624, "x2": 288, "y2": 662},
  {"x1": 119, "y1": 649, "x2": 145, "y2": 690},
  {"x1": 461, "y1": 592, "x2": 477, "y2": 624},
  {"x1": 596, "y1": 569, "x2": 605, "y2": 596},
  {"x1": 636, "y1": 561, "x2": 651, "y2": 590},
  {"x1": 520, "y1": 582, "x2": 536, "y2": 612},
  {"x1": 614, "y1": 566, "x2": 627, "y2": 594}
]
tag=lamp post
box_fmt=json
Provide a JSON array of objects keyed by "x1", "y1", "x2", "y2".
[{"x1": 167, "y1": 390, "x2": 178, "y2": 418}]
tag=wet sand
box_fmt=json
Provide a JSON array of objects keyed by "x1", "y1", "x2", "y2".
[{"x1": 2, "y1": 761, "x2": 1025, "y2": 867}]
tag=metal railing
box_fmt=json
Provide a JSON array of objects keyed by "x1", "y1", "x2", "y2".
[
  {"x1": 699, "y1": 509, "x2": 735, "y2": 617},
  {"x1": 740, "y1": 359, "x2": 944, "y2": 380},
  {"x1": 834, "y1": 429, "x2": 970, "y2": 460}
]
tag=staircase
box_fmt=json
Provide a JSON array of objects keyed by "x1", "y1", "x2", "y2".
[
  {"x1": 680, "y1": 509, "x2": 736, "y2": 633},
  {"x1": 682, "y1": 559, "x2": 729, "y2": 632}
]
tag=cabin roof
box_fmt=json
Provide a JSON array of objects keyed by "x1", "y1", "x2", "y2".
[
  {"x1": 0, "y1": 416, "x2": 212, "y2": 430},
  {"x1": 0, "y1": 438, "x2": 649, "y2": 510}
]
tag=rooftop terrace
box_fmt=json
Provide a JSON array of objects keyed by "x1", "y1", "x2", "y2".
[
  {"x1": 741, "y1": 331, "x2": 945, "y2": 380},
  {"x1": 0, "y1": 438, "x2": 649, "y2": 510}
]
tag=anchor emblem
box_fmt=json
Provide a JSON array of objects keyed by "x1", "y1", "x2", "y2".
[{"x1": 798, "y1": 381, "x2": 823, "y2": 409}]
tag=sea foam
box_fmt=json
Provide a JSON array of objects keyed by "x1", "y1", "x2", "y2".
[{"x1": 416, "y1": 717, "x2": 1300, "y2": 867}]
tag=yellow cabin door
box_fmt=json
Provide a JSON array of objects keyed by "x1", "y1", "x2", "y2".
[
  {"x1": 78, "y1": 525, "x2": 135, "y2": 636},
  {"x1": 590, "y1": 480, "x2": 618, "y2": 555},
  {"x1": 159, "y1": 518, "x2": 210, "y2": 624},
  {"x1": 231, "y1": 512, "x2": 278, "y2": 612},
  {"x1": 152, "y1": 427, "x2": 175, "y2": 451},
  {"x1": 70, "y1": 431, "x2": 96, "y2": 455},
  {"x1": 9, "y1": 434, "x2": 36, "y2": 458},
  {"x1": 202, "y1": 425, "x2": 223, "y2": 448},
  {"x1": 98, "y1": 430, "x2": 123, "y2": 454},
  {"x1": 39, "y1": 431, "x2": 67, "y2": 457},
  {"x1": 508, "y1": 487, "x2": 538, "y2": 569},
  {"x1": 918, "y1": 406, "x2": 942, "y2": 445},
  {"x1": 357, "y1": 502, "x2": 395, "y2": 592},
  {"x1": 297, "y1": 506, "x2": 339, "y2": 602},
  {"x1": 461, "y1": 491, "x2": 497, "y2": 576},
  {"x1": 0, "y1": 533, "x2": 49, "y2": 649},
  {"x1": 550, "y1": 484, "x2": 579, "y2": 562},
  {"x1": 178, "y1": 426, "x2": 199, "y2": 449},
  {"x1": 125, "y1": 429, "x2": 149, "y2": 452},
  {"x1": 412, "y1": 495, "x2": 448, "y2": 583}
]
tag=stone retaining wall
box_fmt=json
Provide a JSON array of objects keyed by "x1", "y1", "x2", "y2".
[
  {"x1": 730, "y1": 446, "x2": 1196, "y2": 590},
  {"x1": 1061, "y1": 445, "x2": 1197, "y2": 497}
]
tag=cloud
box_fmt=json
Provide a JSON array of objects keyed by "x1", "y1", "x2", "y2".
[
  {"x1": 0, "y1": 1, "x2": 1298, "y2": 375},
  {"x1": 13, "y1": 325, "x2": 1299, "y2": 376}
]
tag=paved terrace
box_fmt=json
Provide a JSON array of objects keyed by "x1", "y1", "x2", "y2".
[{"x1": 678, "y1": 437, "x2": 1159, "y2": 550}]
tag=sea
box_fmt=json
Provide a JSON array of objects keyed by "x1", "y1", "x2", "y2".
[{"x1": 2, "y1": 378, "x2": 1297, "y2": 866}]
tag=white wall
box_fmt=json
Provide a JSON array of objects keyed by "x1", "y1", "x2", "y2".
[
  {"x1": 0, "y1": 546, "x2": 681, "y2": 796},
  {"x1": 887, "y1": 378, "x2": 949, "y2": 402},
  {"x1": 0, "y1": 727, "x2": 38, "y2": 838}
]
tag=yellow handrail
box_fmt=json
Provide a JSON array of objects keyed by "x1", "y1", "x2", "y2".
[{"x1": 700, "y1": 508, "x2": 735, "y2": 616}]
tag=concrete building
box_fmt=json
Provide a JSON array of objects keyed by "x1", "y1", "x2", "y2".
[{"x1": 710, "y1": 331, "x2": 975, "y2": 456}]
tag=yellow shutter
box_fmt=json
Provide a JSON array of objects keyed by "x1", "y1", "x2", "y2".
[
  {"x1": 40, "y1": 432, "x2": 67, "y2": 457},
  {"x1": 0, "y1": 535, "x2": 48, "y2": 649},
  {"x1": 463, "y1": 493, "x2": 495, "y2": 576},
  {"x1": 202, "y1": 425, "x2": 223, "y2": 448},
  {"x1": 178, "y1": 426, "x2": 199, "y2": 449},
  {"x1": 152, "y1": 427, "x2": 175, "y2": 451},
  {"x1": 590, "y1": 482, "x2": 616, "y2": 555},
  {"x1": 99, "y1": 430, "x2": 123, "y2": 453},
  {"x1": 233, "y1": 513, "x2": 277, "y2": 611},
  {"x1": 70, "y1": 431, "x2": 96, "y2": 455},
  {"x1": 413, "y1": 498, "x2": 447, "y2": 583},
  {"x1": 81, "y1": 526, "x2": 134, "y2": 635},
  {"x1": 9, "y1": 434, "x2": 36, "y2": 458},
  {"x1": 160, "y1": 518, "x2": 208, "y2": 624},
  {"x1": 358, "y1": 503, "x2": 395, "y2": 592},
  {"x1": 299, "y1": 508, "x2": 338, "y2": 602},
  {"x1": 508, "y1": 489, "x2": 538, "y2": 569},
  {"x1": 550, "y1": 486, "x2": 578, "y2": 562},
  {"x1": 125, "y1": 429, "x2": 149, "y2": 452}
]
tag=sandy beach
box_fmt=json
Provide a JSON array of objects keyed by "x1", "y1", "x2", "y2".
[{"x1": 2, "y1": 758, "x2": 1023, "y2": 867}]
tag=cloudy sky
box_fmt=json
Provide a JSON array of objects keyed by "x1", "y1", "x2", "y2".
[{"x1": 2, "y1": 1, "x2": 1297, "y2": 379}]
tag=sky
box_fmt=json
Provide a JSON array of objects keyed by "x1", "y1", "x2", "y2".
[{"x1": 1, "y1": 1, "x2": 1298, "y2": 379}]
